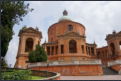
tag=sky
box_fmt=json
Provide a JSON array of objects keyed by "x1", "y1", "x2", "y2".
[{"x1": 5, "y1": 1, "x2": 121, "y2": 67}]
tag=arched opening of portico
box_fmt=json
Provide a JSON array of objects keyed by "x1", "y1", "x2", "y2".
[
  {"x1": 105, "y1": 50, "x2": 108, "y2": 58},
  {"x1": 81, "y1": 45, "x2": 84, "y2": 54},
  {"x1": 25, "y1": 38, "x2": 33, "y2": 52},
  {"x1": 61, "y1": 45, "x2": 64, "y2": 54},
  {"x1": 69, "y1": 40, "x2": 77, "y2": 53},
  {"x1": 102, "y1": 51, "x2": 105, "y2": 58},
  {"x1": 110, "y1": 43, "x2": 115, "y2": 55},
  {"x1": 47, "y1": 47, "x2": 50, "y2": 55},
  {"x1": 97, "y1": 51, "x2": 101, "y2": 58}
]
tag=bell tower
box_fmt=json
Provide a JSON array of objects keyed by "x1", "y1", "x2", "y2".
[
  {"x1": 14, "y1": 26, "x2": 42, "y2": 68},
  {"x1": 105, "y1": 30, "x2": 121, "y2": 59}
]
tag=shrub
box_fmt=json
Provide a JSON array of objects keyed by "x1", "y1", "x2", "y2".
[
  {"x1": 1, "y1": 69, "x2": 32, "y2": 80},
  {"x1": 28, "y1": 44, "x2": 47, "y2": 63}
]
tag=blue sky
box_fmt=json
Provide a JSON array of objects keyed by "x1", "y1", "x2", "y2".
[{"x1": 5, "y1": 1, "x2": 121, "y2": 67}]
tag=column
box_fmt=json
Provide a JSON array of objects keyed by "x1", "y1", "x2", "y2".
[
  {"x1": 94, "y1": 47, "x2": 96, "y2": 56},
  {"x1": 17, "y1": 39, "x2": 21, "y2": 57},
  {"x1": 33, "y1": 37, "x2": 37, "y2": 50},
  {"x1": 58, "y1": 42, "x2": 61, "y2": 54},
  {"x1": 64, "y1": 41, "x2": 66, "y2": 54},
  {"x1": 77, "y1": 40, "x2": 81, "y2": 53},
  {"x1": 50, "y1": 46, "x2": 52, "y2": 55},
  {"x1": 108, "y1": 43, "x2": 112, "y2": 55},
  {"x1": 87, "y1": 46, "x2": 89, "y2": 55},
  {"x1": 66, "y1": 39, "x2": 69, "y2": 53},
  {"x1": 115, "y1": 40, "x2": 120, "y2": 54},
  {"x1": 21, "y1": 36, "x2": 26, "y2": 54},
  {"x1": 56, "y1": 46, "x2": 58, "y2": 54},
  {"x1": 90, "y1": 47, "x2": 91, "y2": 56},
  {"x1": 45, "y1": 45, "x2": 47, "y2": 54},
  {"x1": 84, "y1": 44, "x2": 86, "y2": 54}
]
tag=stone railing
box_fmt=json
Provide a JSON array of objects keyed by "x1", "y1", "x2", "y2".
[
  {"x1": 27, "y1": 60, "x2": 102, "y2": 68},
  {"x1": 32, "y1": 70, "x2": 60, "y2": 80},
  {"x1": 108, "y1": 59, "x2": 121, "y2": 67}
]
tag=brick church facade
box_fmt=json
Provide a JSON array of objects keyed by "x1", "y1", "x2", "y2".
[{"x1": 14, "y1": 10, "x2": 121, "y2": 72}]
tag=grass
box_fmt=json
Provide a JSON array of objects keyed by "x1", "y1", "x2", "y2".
[{"x1": 30, "y1": 76, "x2": 46, "y2": 80}]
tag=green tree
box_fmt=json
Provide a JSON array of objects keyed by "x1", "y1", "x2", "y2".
[
  {"x1": 28, "y1": 44, "x2": 47, "y2": 63},
  {"x1": 1, "y1": 1, "x2": 34, "y2": 57},
  {"x1": 1, "y1": 57, "x2": 8, "y2": 67}
]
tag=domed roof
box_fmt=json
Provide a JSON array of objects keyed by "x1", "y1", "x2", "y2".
[
  {"x1": 59, "y1": 16, "x2": 72, "y2": 21},
  {"x1": 58, "y1": 10, "x2": 72, "y2": 22}
]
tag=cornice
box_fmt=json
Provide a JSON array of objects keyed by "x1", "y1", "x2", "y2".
[
  {"x1": 105, "y1": 31, "x2": 121, "y2": 40},
  {"x1": 57, "y1": 31, "x2": 86, "y2": 38},
  {"x1": 18, "y1": 27, "x2": 42, "y2": 38}
]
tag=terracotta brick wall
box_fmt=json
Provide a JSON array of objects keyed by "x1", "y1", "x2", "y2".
[
  {"x1": 28, "y1": 65, "x2": 103, "y2": 76},
  {"x1": 111, "y1": 65, "x2": 121, "y2": 72}
]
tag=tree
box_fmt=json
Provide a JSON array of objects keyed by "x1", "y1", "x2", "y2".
[
  {"x1": 1, "y1": 57, "x2": 8, "y2": 67},
  {"x1": 28, "y1": 44, "x2": 47, "y2": 63},
  {"x1": 1, "y1": 1, "x2": 34, "y2": 57}
]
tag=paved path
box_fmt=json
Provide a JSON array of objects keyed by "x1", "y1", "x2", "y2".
[{"x1": 61, "y1": 75, "x2": 121, "y2": 80}]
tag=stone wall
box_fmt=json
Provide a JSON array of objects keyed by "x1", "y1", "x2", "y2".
[
  {"x1": 27, "y1": 60, "x2": 103, "y2": 76},
  {"x1": 108, "y1": 59, "x2": 121, "y2": 72},
  {"x1": 31, "y1": 70, "x2": 60, "y2": 80},
  {"x1": 111, "y1": 65, "x2": 121, "y2": 72}
]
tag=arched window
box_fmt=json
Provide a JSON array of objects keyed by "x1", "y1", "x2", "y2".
[
  {"x1": 102, "y1": 51, "x2": 104, "y2": 58},
  {"x1": 110, "y1": 43, "x2": 115, "y2": 55},
  {"x1": 69, "y1": 40, "x2": 77, "y2": 53},
  {"x1": 105, "y1": 50, "x2": 108, "y2": 58},
  {"x1": 119, "y1": 41, "x2": 121, "y2": 50},
  {"x1": 25, "y1": 38, "x2": 33, "y2": 52},
  {"x1": 68, "y1": 25, "x2": 73, "y2": 31}
]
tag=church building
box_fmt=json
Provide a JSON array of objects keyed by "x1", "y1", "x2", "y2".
[{"x1": 14, "y1": 10, "x2": 121, "y2": 73}]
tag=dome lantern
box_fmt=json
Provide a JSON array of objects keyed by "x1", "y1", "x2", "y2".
[
  {"x1": 63, "y1": 10, "x2": 68, "y2": 16},
  {"x1": 58, "y1": 10, "x2": 72, "y2": 22}
]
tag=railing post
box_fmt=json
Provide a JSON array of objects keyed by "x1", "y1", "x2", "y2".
[
  {"x1": 3, "y1": 68, "x2": 6, "y2": 80},
  {"x1": 31, "y1": 69, "x2": 33, "y2": 80},
  {"x1": 21, "y1": 68, "x2": 23, "y2": 80}
]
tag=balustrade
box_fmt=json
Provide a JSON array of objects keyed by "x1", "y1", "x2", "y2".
[
  {"x1": 108, "y1": 59, "x2": 121, "y2": 67},
  {"x1": 27, "y1": 59, "x2": 102, "y2": 68}
]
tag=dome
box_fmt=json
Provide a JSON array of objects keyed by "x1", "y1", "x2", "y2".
[
  {"x1": 58, "y1": 10, "x2": 72, "y2": 22},
  {"x1": 58, "y1": 16, "x2": 72, "y2": 22}
]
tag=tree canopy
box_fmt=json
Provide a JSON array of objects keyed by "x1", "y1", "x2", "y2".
[
  {"x1": 1, "y1": 1, "x2": 34, "y2": 57},
  {"x1": 28, "y1": 44, "x2": 47, "y2": 63}
]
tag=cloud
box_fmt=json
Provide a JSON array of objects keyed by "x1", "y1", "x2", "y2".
[
  {"x1": 5, "y1": 35, "x2": 19, "y2": 67},
  {"x1": 5, "y1": 1, "x2": 121, "y2": 67}
]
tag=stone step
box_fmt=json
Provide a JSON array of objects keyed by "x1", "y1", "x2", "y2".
[{"x1": 103, "y1": 66, "x2": 118, "y2": 75}]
